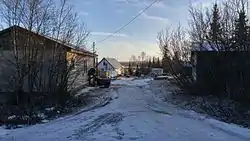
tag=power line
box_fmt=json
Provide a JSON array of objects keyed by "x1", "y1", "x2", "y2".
[{"x1": 96, "y1": 0, "x2": 160, "y2": 47}]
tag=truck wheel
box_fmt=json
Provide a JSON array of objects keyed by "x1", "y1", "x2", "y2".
[{"x1": 104, "y1": 84, "x2": 110, "y2": 88}]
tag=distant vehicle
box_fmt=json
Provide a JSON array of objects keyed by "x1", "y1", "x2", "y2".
[{"x1": 151, "y1": 68, "x2": 163, "y2": 77}]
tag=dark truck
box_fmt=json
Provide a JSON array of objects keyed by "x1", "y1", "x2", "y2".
[{"x1": 88, "y1": 68, "x2": 111, "y2": 88}]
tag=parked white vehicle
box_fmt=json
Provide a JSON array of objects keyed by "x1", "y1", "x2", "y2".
[{"x1": 150, "y1": 68, "x2": 163, "y2": 76}]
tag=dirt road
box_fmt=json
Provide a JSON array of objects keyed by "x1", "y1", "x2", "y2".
[{"x1": 0, "y1": 78, "x2": 249, "y2": 141}]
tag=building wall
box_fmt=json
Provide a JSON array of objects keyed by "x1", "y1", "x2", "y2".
[
  {"x1": 98, "y1": 59, "x2": 114, "y2": 71},
  {"x1": 97, "y1": 59, "x2": 117, "y2": 78},
  {"x1": 116, "y1": 68, "x2": 123, "y2": 75},
  {"x1": 68, "y1": 52, "x2": 96, "y2": 89},
  {"x1": 0, "y1": 51, "x2": 16, "y2": 92},
  {"x1": 0, "y1": 31, "x2": 18, "y2": 92},
  {"x1": 0, "y1": 28, "x2": 70, "y2": 93},
  {"x1": 151, "y1": 68, "x2": 163, "y2": 76},
  {"x1": 195, "y1": 51, "x2": 250, "y2": 99},
  {"x1": 0, "y1": 26, "x2": 97, "y2": 93}
]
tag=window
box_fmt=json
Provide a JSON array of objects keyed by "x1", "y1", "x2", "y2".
[{"x1": 103, "y1": 61, "x2": 107, "y2": 66}]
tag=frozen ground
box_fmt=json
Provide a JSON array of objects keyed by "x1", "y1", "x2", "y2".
[{"x1": 0, "y1": 78, "x2": 250, "y2": 141}]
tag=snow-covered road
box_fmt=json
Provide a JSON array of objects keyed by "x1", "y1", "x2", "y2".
[{"x1": 1, "y1": 78, "x2": 250, "y2": 141}]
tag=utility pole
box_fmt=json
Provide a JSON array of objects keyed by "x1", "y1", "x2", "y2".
[{"x1": 92, "y1": 42, "x2": 96, "y2": 67}]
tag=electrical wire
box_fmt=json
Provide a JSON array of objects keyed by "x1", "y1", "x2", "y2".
[{"x1": 96, "y1": 0, "x2": 160, "y2": 48}]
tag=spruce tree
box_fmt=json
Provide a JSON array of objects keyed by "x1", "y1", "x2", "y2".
[
  {"x1": 152, "y1": 57, "x2": 156, "y2": 68},
  {"x1": 233, "y1": 10, "x2": 248, "y2": 51},
  {"x1": 157, "y1": 57, "x2": 161, "y2": 68},
  {"x1": 148, "y1": 58, "x2": 152, "y2": 68},
  {"x1": 128, "y1": 62, "x2": 132, "y2": 75},
  {"x1": 208, "y1": 3, "x2": 222, "y2": 46}
]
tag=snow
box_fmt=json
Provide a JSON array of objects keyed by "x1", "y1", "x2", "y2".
[
  {"x1": 45, "y1": 107, "x2": 55, "y2": 111},
  {"x1": 0, "y1": 127, "x2": 9, "y2": 136},
  {"x1": 191, "y1": 42, "x2": 223, "y2": 51},
  {"x1": 7, "y1": 115, "x2": 16, "y2": 120},
  {"x1": 111, "y1": 78, "x2": 153, "y2": 86},
  {"x1": 75, "y1": 87, "x2": 97, "y2": 97},
  {"x1": 154, "y1": 75, "x2": 170, "y2": 80},
  {"x1": 118, "y1": 77, "x2": 134, "y2": 81},
  {"x1": 156, "y1": 75, "x2": 168, "y2": 78},
  {"x1": 207, "y1": 119, "x2": 250, "y2": 140},
  {"x1": 41, "y1": 120, "x2": 49, "y2": 123},
  {"x1": 0, "y1": 78, "x2": 250, "y2": 141},
  {"x1": 37, "y1": 113, "x2": 46, "y2": 119}
]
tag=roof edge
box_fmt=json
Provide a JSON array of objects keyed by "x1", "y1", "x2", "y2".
[{"x1": 0, "y1": 25, "x2": 97, "y2": 56}]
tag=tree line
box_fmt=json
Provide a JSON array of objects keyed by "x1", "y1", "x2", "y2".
[{"x1": 127, "y1": 52, "x2": 161, "y2": 75}]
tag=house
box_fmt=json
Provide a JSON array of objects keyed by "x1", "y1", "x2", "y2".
[
  {"x1": 97, "y1": 58, "x2": 123, "y2": 78},
  {"x1": 0, "y1": 25, "x2": 97, "y2": 93},
  {"x1": 191, "y1": 42, "x2": 223, "y2": 81}
]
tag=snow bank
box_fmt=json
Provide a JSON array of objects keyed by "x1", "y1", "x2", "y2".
[
  {"x1": 178, "y1": 110, "x2": 250, "y2": 140},
  {"x1": 7, "y1": 115, "x2": 16, "y2": 120},
  {"x1": 41, "y1": 119, "x2": 49, "y2": 123},
  {"x1": 148, "y1": 101, "x2": 250, "y2": 140},
  {"x1": 37, "y1": 113, "x2": 46, "y2": 119},
  {"x1": 178, "y1": 110, "x2": 207, "y2": 121},
  {"x1": 45, "y1": 107, "x2": 55, "y2": 111},
  {"x1": 75, "y1": 87, "x2": 97, "y2": 97},
  {"x1": 154, "y1": 76, "x2": 169, "y2": 80},
  {"x1": 207, "y1": 119, "x2": 250, "y2": 140},
  {"x1": 119, "y1": 77, "x2": 134, "y2": 81}
]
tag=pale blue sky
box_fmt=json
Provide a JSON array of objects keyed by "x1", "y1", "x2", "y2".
[
  {"x1": 71, "y1": 0, "x2": 216, "y2": 61},
  {"x1": 0, "y1": 0, "x2": 218, "y2": 61}
]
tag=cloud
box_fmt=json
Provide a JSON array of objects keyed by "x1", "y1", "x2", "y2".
[
  {"x1": 91, "y1": 32, "x2": 128, "y2": 37},
  {"x1": 115, "y1": 0, "x2": 136, "y2": 4},
  {"x1": 79, "y1": 11, "x2": 89, "y2": 16},
  {"x1": 151, "y1": 1, "x2": 166, "y2": 8},
  {"x1": 191, "y1": 0, "x2": 222, "y2": 8},
  {"x1": 114, "y1": 0, "x2": 166, "y2": 8},
  {"x1": 115, "y1": 0, "x2": 129, "y2": 3},
  {"x1": 142, "y1": 13, "x2": 168, "y2": 23}
]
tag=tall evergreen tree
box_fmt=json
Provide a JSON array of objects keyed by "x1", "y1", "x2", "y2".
[
  {"x1": 148, "y1": 58, "x2": 152, "y2": 68},
  {"x1": 247, "y1": 25, "x2": 250, "y2": 50},
  {"x1": 208, "y1": 3, "x2": 222, "y2": 46},
  {"x1": 157, "y1": 57, "x2": 161, "y2": 68},
  {"x1": 233, "y1": 10, "x2": 248, "y2": 51},
  {"x1": 128, "y1": 62, "x2": 132, "y2": 75},
  {"x1": 152, "y1": 57, "x2": 156, "y2": 68}
]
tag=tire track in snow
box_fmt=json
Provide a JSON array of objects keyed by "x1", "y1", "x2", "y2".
[{"x1": 73, "y1": 112, "x2": 124, "y2": 140}]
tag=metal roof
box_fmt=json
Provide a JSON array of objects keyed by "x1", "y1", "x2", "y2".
[
  {"x1": 191, "y1": 42, "x2": 223, "y2": 51},
  {"x1": 105, "y1": 58, "x2": 122, "y2": 69},
  {"x1": 0, "y1": 25, "x2": 97, "y2": 57}
]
